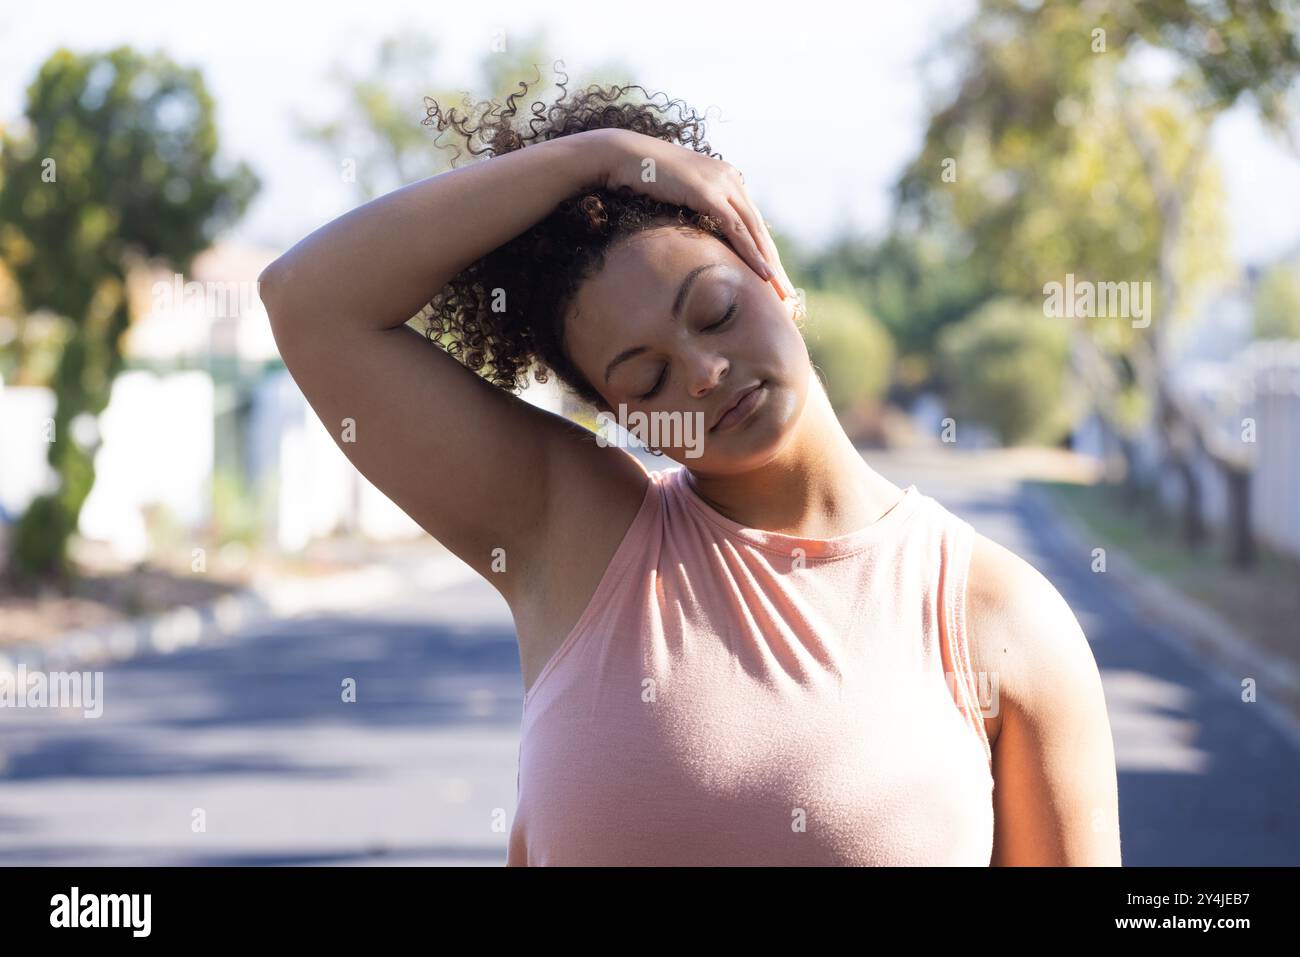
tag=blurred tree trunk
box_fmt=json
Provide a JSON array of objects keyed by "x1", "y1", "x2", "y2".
[{"x1": 1122, "y1": 104, "x2": 1256, "y2": 561}]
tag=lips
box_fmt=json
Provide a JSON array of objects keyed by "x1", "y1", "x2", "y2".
[{"x1": 710, "y1": 382, "x2": 763, "y2": 432}]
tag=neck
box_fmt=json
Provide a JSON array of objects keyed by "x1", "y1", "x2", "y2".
[{"x1": 685, "y1": 375, "x2": 905, "y2": 538}]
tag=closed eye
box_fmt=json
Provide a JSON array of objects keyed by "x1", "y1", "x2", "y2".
[
  {"x1": 638, "y1": 299, "x2": 739, "y2": 400},
  {"x1": 706, "y1": 300, "x2": 738, "y2": 332}
]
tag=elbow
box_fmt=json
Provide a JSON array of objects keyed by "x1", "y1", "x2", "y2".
[{"x1": 256, "y1": 260, "x2": 289, "y2": 321}]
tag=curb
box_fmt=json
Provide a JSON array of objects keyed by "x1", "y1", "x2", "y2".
[
  {"x1": 0, "y1": 550, "x2": 481, "y2": 676},
  {"x1": 1021, "y1": 482, "x2": 1300, "y2": 749},
  {"x1": 0, "y1": 586, "x2": 273, "y2": 676}
]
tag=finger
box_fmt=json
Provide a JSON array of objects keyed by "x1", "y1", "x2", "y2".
[
  {"x1": 727, "y1": 180, "x2": 788, "y2": 289},
  {"x1": 733, "y1": 182, "x2": 797, "y2": 299},
  {"x1": 722, "y1": 194, "x2": 777, "y2": 287},
  {"x1": 727, "y1": 194, "x2": 794, "y2": 300},
  {"x1": 708, "y1": 194, "x2": 773, "y2": 285}
]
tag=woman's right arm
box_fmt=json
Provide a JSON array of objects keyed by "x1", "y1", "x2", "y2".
[
  {"x1": 256, "y1": 129, "x2": 630, "y2": 600},
  {"x1": 259, "y1": 130, "x2": 615, "y2": 334}
]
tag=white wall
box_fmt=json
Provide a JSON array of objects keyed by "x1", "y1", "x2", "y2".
[
  {"x1": 81, "y1": 371, "x2": 214, "y2": 562},
  {"x1": 0, "y1": 381, "x2": 58, "y2": 522},
  {"x1": 0, "y1": 372, "x2": 214, "y2": 563}
]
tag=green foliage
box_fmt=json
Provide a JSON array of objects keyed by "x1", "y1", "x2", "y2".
[
  {"x1": 211, "y1": 469, "x2": 261, "y2": 548},
  {"x1": 10, "y1": 494, "x2": 74, "y2": 582},
  {"x1": 898, "y1": 17, "x2": 1232, "y2": 322},
  {"x1": 802, "y1": 288, "x2": 895, "y2": 417},
  {"x1": 935, "y1": 296, "x2": 1073, "y2": 446},
  {"x1": 0, "y1": 307, "x2": 69, "y2": 387},
  {"x1": 0, "y1": 46, "x2": 258, "y2": 581},
  {"x1": 894, "y1": 0, "x2": 1299, "y2": 453},
  {"x1": 0, "y1": 47, "x2": 258, "y2": 310},
  {"x1": 1253, "y1": 263, "x2": 1300, "y2": 340},
  {"x1": 293, "y1": 32, "x2": 447, "y2": 201},
  {"x1": 805, "y1": 230, "x2": 997, "y2": 372}
]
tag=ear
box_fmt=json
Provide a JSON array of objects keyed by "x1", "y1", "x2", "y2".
[{"x1": 789, "y1": 289, "x2": 807, "y2": 324}]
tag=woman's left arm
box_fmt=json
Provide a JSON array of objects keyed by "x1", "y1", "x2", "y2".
[{"x1": 966, "y1": 534, "x2": 1123, "y2": 866}]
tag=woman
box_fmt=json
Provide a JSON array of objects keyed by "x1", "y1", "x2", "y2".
[{"x1": 258, "y1": 72, "x2": 1121, "y2": 866}]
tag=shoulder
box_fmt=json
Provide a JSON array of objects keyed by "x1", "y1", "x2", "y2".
[
  {"x1": 962, "y1": 531, "x2": 1096, "y2": 746},
  {"x1": 963, "y1": 531, "x2": 1122, "y2": 864},
  {"x1": 520, "y1": 439, "x2": 654, "y2": 601}
]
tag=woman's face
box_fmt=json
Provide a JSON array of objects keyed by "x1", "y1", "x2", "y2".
[{"x1": 564, "y1": 224, "x2": 810, "y2": 473}]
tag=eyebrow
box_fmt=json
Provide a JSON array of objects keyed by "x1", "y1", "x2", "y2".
[{"x1": 603, "y1": 262, "x2": 724, "y2": 385}]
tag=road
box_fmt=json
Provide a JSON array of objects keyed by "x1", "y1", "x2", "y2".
[{"x1": 1, "y1": 448, "x2": 1297, "y2": 865}]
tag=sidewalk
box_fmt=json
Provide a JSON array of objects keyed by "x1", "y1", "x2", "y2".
[
  {"x1": 1024, "y1": 482, "x2": 1300, "y2": 741},
  {"x1": 0, "y1": 537, "x2": 481, "y2": 675}
]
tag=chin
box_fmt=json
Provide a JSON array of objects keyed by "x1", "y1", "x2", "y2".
[{"x1": 692, "y1": 399, "x2": 793, "y2": 472}]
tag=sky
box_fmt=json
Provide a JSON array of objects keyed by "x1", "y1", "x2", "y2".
[{"x1": 2, "y1": 0, "x2": 1299, "y2": 267}]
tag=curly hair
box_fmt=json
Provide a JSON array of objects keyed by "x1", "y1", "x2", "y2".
[{"x1": 418, "y1": 62, "x2": 801, "y2": 411}]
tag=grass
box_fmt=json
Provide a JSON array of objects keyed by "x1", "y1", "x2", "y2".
[{"x1": 1031, "y1": 479, "x2": 1300, "y2": 667}]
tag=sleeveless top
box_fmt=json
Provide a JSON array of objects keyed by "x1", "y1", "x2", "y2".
[{"x1": 506, "y1": 455, "x2": 995, "y2": 866}]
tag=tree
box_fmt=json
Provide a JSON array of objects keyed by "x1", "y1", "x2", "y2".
[
  {"x1": 802, "y1": 288, "x2": 895, "y2": 436},
  {"x1": 803, "y1": 228, "x2": 997, "y2": 390},
  {"x1": 293, "y1": 32, "x2": 448, "y2": 202},
  {"x1": 936, "y1": 296, "x2": 1074, "y2": 447},
  {"x1": 897, "y1": 0, "x2": 1300, "y2": 564},
  {"x1": 1253, "y1": 262, "x2": 1300, "y2": 340},
  {"x1": 0, "y1": 46, "x2": 258, "y2": 583}
]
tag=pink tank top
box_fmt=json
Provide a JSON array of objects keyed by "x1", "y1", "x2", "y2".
[{"x1": 507, "y1": 456, "x2": 994, "y2": 866}]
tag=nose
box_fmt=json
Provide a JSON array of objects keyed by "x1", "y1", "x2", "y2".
[{"x1": 688, "y1": 352, "x2": 728, "y2": 398}]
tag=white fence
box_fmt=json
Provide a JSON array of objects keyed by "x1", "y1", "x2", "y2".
[
  {"x1": 0, "y1": 384, "x2": 57, "y2": 523},
  {"x1": 1238, "y1": 342, "x2": 1300, "y2": 559},
  {"x1": 1142, "y1": 340, "x2": 1300, "y2": 560},
  {"x1": 0, "y1": 371, "x2": 214, "y2": 563},
  {"x1": 80, "y1": 371, "x2": 215, "y2": 562},
  {"x1": 248, "y1": 367, "x2": 426, "y2": 549}
]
